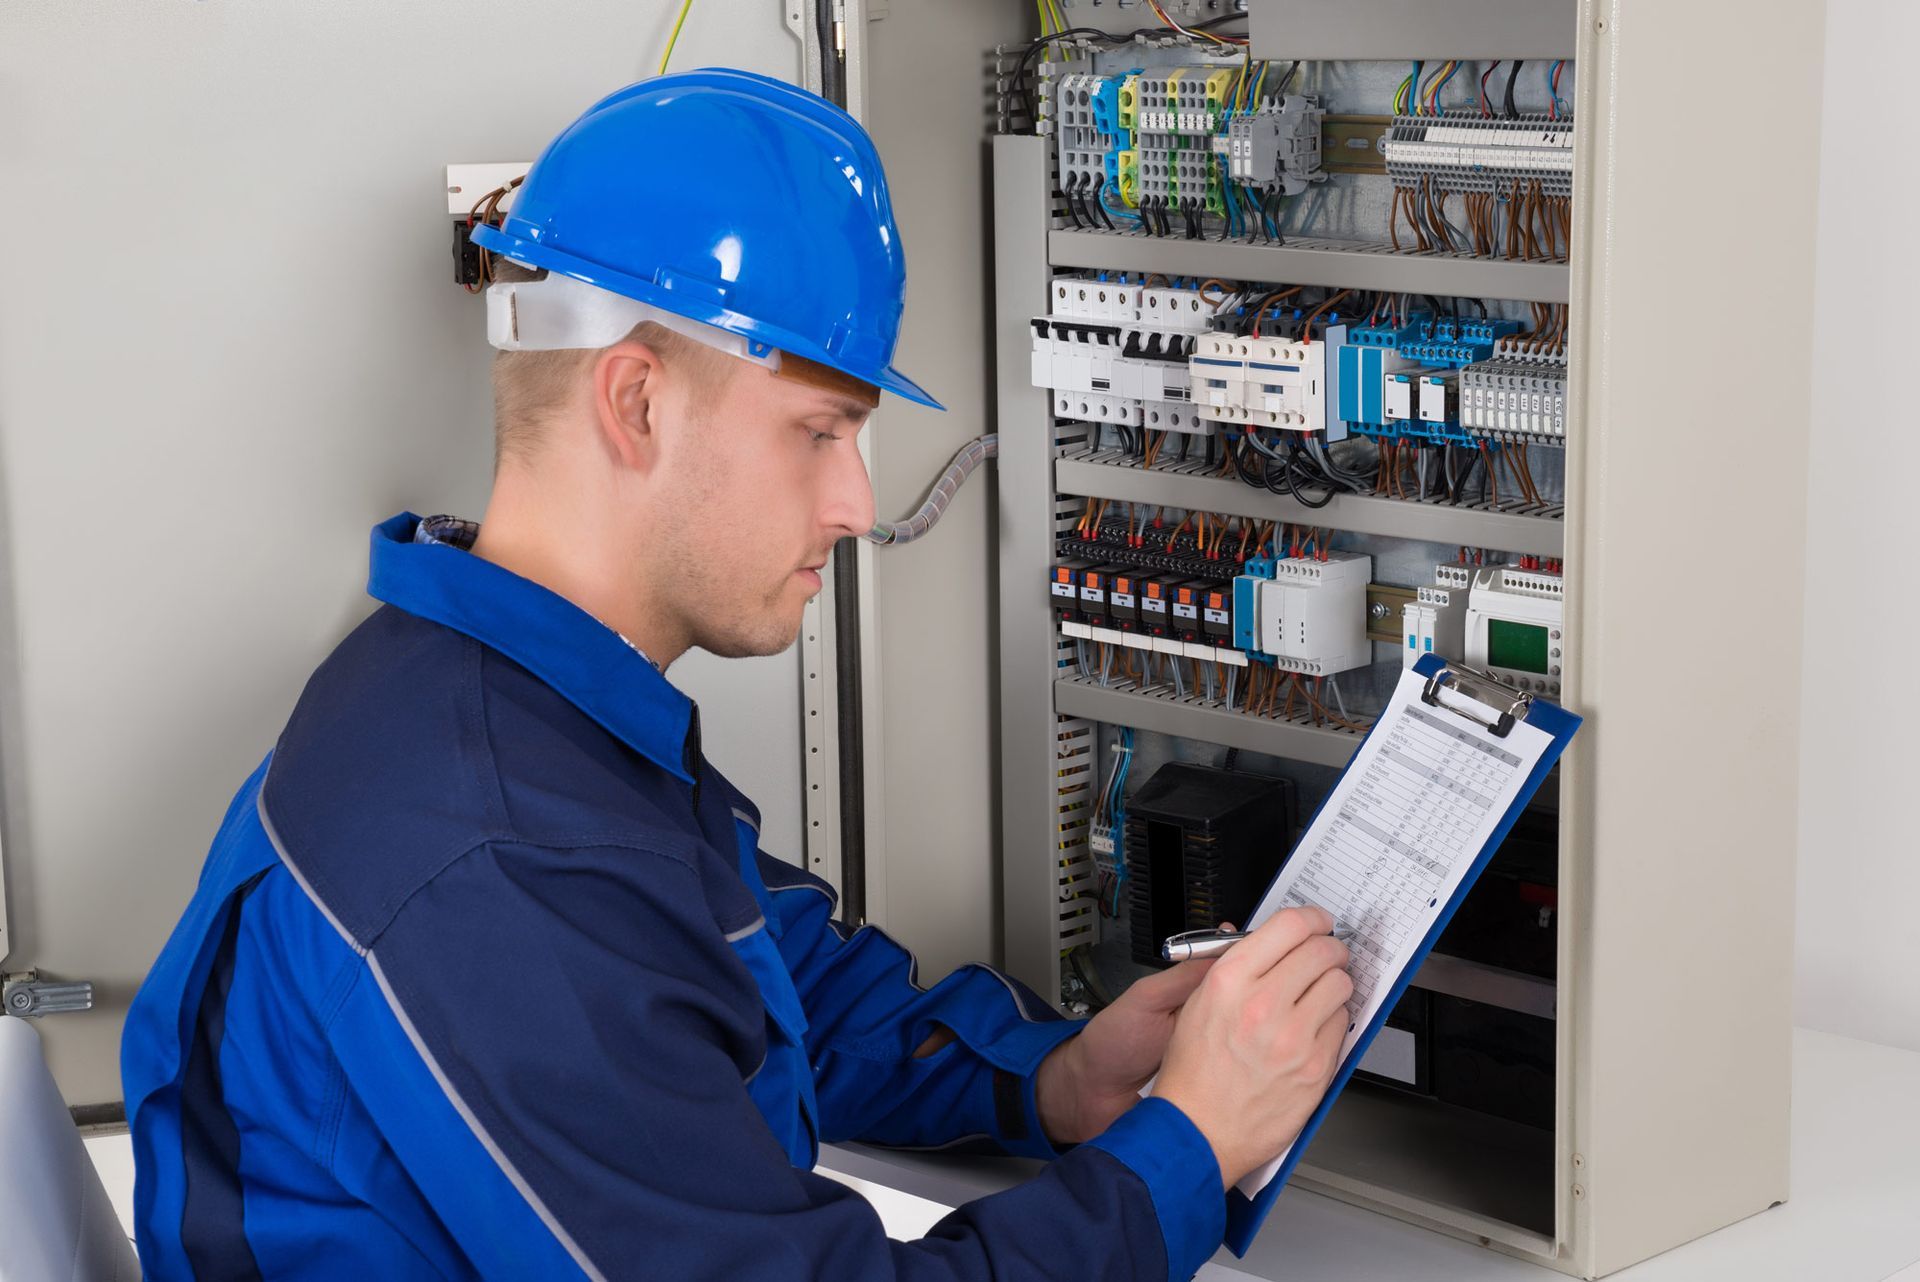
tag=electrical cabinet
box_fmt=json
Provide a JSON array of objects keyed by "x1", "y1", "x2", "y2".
[{"x1": 960, "y1": 1, "x2": 1818, "y2": 1276}]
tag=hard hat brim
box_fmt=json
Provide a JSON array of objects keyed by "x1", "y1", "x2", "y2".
[{"x1": 472, "y1": 224, "x2": 945, "y2": 412}]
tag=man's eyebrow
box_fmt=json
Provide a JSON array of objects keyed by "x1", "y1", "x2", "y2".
[{"x1": 810, "y1": 394, "x2": 877, "y2": 421}]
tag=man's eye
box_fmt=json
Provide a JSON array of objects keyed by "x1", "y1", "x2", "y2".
[{"x1": 808, "y1": 429, "x2": 841, "y2": 445}]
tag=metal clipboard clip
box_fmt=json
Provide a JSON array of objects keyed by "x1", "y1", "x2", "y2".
[{"x1": 1420, "y1": 662, "x2": 1535, "y2": 739}]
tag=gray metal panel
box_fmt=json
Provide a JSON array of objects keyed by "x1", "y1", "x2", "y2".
[
  {"x1": 1050, "y1": 231, "x2": 1572, "y2": 305},
  {"x1": 993, "y1": 136, "x2": 1063, "y2": 1001},
  {"x1": 1557, "y1": 0, "x2": 1814, "y2": 1272},
  {"x1": 1248, "y1": 0, "x2": 1578, "y2": 60},
  {"x1": 860, "y1": 0, "x2": 1032, "y2": 982},
  {"x1": 1053, "y1": 680, "x2": 1363, "y2": 770},
  {"x1": 1054, "y1": 459, "x2": 1566, "y2": 557}
]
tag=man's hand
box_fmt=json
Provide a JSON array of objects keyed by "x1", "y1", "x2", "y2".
[
  {"x1": 1150, "y1": 907, "x2": 1351, "y2": 1189},
  {"x1": 1033, "y1": 955, "x2": 1217, "y2": 1146}
]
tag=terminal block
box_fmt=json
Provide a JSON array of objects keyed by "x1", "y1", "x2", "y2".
[
  {"x1": 1461, "y1": 353, "x2": 1569, "y2": 444},
  {"x1": 1226, "y1": 95, "x2": 1325, "y2": 197},
  {"x1": 1383, "y1": 114, "x2": 1575, "y2": 199}
]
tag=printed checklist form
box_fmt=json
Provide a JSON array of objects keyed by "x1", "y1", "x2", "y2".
[{"x1": 1234, "y1": 660, "x2": 1569, "y2": 1204}]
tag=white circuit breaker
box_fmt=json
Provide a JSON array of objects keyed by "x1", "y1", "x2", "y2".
[
  {"x1": 1188, "y1": 331, "x2": 1334, "y2": 432},
  {"x1": 1256, "y1": 552, "x2": 1373, "y2": 674},
  {"x1": 1030, "y1": 274, "x2": 1211, "y2": 433}
]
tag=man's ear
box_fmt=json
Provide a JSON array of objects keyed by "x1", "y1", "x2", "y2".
[{"x1": 592, "y1": 339, "x2": 666, "y2": 472}]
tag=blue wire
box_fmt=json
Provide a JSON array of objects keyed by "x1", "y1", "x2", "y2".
[{"x1": 1099, "y1": 185, "x2": 1143, "y2": 228}]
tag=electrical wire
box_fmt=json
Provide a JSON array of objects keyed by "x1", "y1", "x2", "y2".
[
  {"x1": 658, "y1": 0, "x2": 695, "y2": 75},
  {"x1": 1145, "y1": 0, "x2": 1249, "y2": 45},
  {"x1": 1394, "y1": 61, "x2": 1421, "y2": 115}
]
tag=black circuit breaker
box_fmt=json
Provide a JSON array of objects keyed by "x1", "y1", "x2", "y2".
[
  {"x1": 1107, "y1": 570, "x2": 1140, "y2": 631},
  {"x1": 1078, "y1": 565, "x2": 1113, "y2": 626},
  {"x1": 1169, "y1": 581, "x2": 1203, "y2": 642},
  {"x1": 1140, "y1": 576, "x2": 1174, "y2": 636},
  {"x1": 1050, "y1": 559, "x2": 1091, "y2": 625},
  {"x1": 1200, "y1": 583, "x2": 1233, "y2": 646}
]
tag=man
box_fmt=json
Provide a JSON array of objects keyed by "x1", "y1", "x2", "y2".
[{"x1": 122, "y1": 69, "x2": 1352, "y2": 1281}]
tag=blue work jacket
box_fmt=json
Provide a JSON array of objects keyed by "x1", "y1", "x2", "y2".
[{"x1": 121, "y1": 514, "x2": 1225, "y2": 1281}]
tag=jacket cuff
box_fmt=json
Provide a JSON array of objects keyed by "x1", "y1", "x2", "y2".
[
  {"x1": 1085, "y1": 1098, "x2": 1226, "y2": 1282},
  {"x1": 983, "y1": 1019, "x2": 1082, "y2": 1159}
]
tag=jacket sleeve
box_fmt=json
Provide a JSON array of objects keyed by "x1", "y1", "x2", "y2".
[
  {"x1": 756, "y1": 853, "x2": 1082, "y2": 1161},
  {"x1": 330, "y1": 838, "x2": 1227, "y2": 1282}
]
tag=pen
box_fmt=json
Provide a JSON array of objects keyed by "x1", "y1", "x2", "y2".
[{"x1": 1161, "y1": 923, "x2": 1353, "y2": 963}]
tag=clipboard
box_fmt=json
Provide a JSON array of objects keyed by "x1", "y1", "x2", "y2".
[{"x1": 1223, "y1": 652, "x2": 1582, "y2": 1256}]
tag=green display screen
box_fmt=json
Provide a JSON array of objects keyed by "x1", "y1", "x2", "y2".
[{"x1": 1487, "y1": 618, "x2": 1551, "y2": 675}]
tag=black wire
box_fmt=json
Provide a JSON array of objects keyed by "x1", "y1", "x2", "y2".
[
  {"x1": 815, "y1": 0, "x2": 843, "y2": 106},
  {"x1": 1281, "y1": 441, "x2": 1336, "y2": 508},
  {"x1": 1276, "y1": 59, "x2": 1301, "y2": 98},
  {"x1": 1061, "y1": 175, "x2": 1086, "y2": 229},
  {"x1": 1223, "y1": 432, "x2": 1261, "y2": 488},
  {"x1": 1015, "y1": 23, "x2": 1211, "y2": 129},
  {"x1": 1013, "y1": 27, "x2": 1112, "y2": 126},
  {"x1": 1504, "y1": 59, "x2": 1525, "y2": 120},
  {"x1": 1090, "y1": 177, "x2": 1115, "y2": 230}
]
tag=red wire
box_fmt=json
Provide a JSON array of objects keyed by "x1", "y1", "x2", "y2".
[{"x1": 1480, "y1": 62, "x2": 1498, "y2": 117}]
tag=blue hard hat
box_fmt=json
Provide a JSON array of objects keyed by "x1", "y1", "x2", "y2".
[{"x1": 472, "y1": 68, "x2": 943, "y2": 410}]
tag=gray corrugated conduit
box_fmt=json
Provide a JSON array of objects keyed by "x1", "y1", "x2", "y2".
[{"x1": 862, "y1": 434, "x2": 998, "y2": 546}]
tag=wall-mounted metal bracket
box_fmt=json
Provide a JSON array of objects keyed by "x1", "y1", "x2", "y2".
[{"x1": 3, "y1": 971, "x2": 94, "y2": 1018}]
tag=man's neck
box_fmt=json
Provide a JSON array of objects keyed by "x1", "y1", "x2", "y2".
[{"x1": 469, "y1": 479, "x2": 688, "y2": 668}]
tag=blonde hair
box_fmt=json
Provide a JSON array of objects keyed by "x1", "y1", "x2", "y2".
[{"x1": 488, "y1": 264, "x2": 734, "y2": 466}]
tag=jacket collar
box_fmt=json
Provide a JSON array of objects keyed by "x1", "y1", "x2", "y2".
[{"x1": 366, "y1": 512, "x2": 697, "y2": 784}]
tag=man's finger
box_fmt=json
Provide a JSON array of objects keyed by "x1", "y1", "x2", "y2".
[
  {"x1": 1215, "y1": 905, "x2": 1334, "y2": 978},
  {"x1": 1126, "y1": 956, "x2": 1217, "y2": 1010},
  {"x1": 1296, "y1": 962, "x2": 1356, "y2": 1029}
]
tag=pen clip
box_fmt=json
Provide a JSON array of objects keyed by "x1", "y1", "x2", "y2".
[{"x1": 1163, "y1": 928, "x2": 1243, "y2": 949}]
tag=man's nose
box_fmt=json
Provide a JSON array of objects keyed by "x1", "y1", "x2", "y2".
[{"x1": 821, "y1": 438, "x2": 877, "y2": 540}]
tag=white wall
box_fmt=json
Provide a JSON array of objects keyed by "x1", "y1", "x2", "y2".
[
  {"x1": 0, "y1": 0, "x2": 807, "y2": 1105},
  {"x1": 1796, "y1": 0, "x2": 1920, "y2": 1053}
]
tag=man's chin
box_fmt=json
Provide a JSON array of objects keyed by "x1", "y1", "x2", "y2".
[{"x1": 694, "y1": 613, "x2": 804, "y2": 660}]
